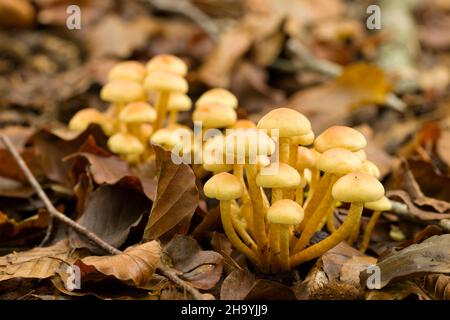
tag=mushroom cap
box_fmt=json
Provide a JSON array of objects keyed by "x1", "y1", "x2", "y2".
[
  {"x1": 101, "y1": 80, "x2": 146, "y2": 103},
  {"x1": 150, "y1": 128, "x2": 181, "y2": 149},
  {"x1": 354, "y1": 150, "x2": 367, "y2": 162},
  {"x1": 108, "y1": 61, "x2": 146, "y2": 83},
  {"x1": 196, "y1": 88, "x2": 238, "y2": 109},
  {"x1": 296, "y1": 146, "x2": 316, "y2": 170},
  {"x1": 364, "y1": 196, "x2": 392, "y2": 211},
  {"x1": 119, "y1": 102, "x2": 156, "y2": 123},
  {"x1": 316, "y1": 148, "x2": 362, "y2": 174},
  {"x1": 144, "y1": 71, "x2": 188, "y2": 93},
  {"x1": 204, "y1": 172, "x2": 243, "y2": 200},
  {"x1": 225, "y1": 129, "x2": 275, "y2": 158},
  {"x1": 256, "y1": 163, "x2": 301, "y2": 189},
  {"x1": 146, "y1": 54, "x2": 187, "y2": 77},
  {"x1": 168, "y1": 93, "x2": 192, "y2": 112},
  {"x1": 257, "y1": 108, "x2": 311, "y2": 138},
  {"x1": 108, "y1": 133, "x2": 145, "y2": 155},
  {"x1": 231, "y1": 119, "x2": 256, "y2": 130},
  {"x1": 202, "y1": 135, "x2": 230, "y2": 173},
  {"x1": 192, "y1": 104, "x2": 237, "y2": 128},
  {"x1": 361, "y1": 160, "x2": 381, "y2": 179},
  {"x1": 292, "y1": 131, "x2": 315, "y2": 146},
  {"x1": 314, "y1": 126, "x2": 367, "y2": 153},
  {"x1": 267, "y1": 199, "x2": 304, "y2": 225},
  {"x1": 332, "y1": 172, "x2": 384, "y2": 203},
  {"x1": 69, "y1": 108, "x2": 103, "y2": 132}
]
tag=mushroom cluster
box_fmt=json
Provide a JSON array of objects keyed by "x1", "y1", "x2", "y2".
[
  {"x1": 204, "y1": 109, "x2": 387, "y2": 274},
  {"x1": 68, "y1": 54, "x2": 192, "y2": 163}
]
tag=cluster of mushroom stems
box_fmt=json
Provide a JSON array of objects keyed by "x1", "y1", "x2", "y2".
[{"x1": 204, "y1": 109, "x2": 389, "y2": 274}]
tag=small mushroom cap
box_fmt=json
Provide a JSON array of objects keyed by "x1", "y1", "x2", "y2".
[
  {"x1": 292, "y1": 131, "x2": 315, "y2": 146},
  {"x1": 144, "y1": 71, "x2": 188, "y2": 93},
  {"x1": 168, "y1": 93, "x2": 192, "y2": 112},
  {"x1": 108, "y1": 133, "x2": 144, "y2": 155},
  {"x1": 101, "y1": 80, "x2": 146, "y2": 103},
  {"x1": 69, "y1": 108, "x2": 103, "y2": 132},
  {"x1": 256, "y1": 163, "x2": 301, "y2": 189},
  {"x1": 119, "y1": 102, "x2": 157, "y2": 123},
  {"x1": 316, "y1": 148, "x2": 362, "y2": 174},
  {"x1": 364, "y1": 196, "x2": 392, "y2": 211},
  {"x1": 257, "y1": 108, "x2": 311, "y2": 138},
  {"x1": 202, "y1": 135, "x2": 231, "y2": 173},
  {"x1": 296, "y1": 146, "x2": 316, "y2": 170},
  {"x1": 150, "y1": 128, "x2": 181, "y2": 149},
  {"x1": 361, "y1": 160, "x2": 381, "y2": 179},
  {"x1": 225, "y1": 129, "x2": 275, "y2": 158},
  {"x1": 192, "y1": 104, "x2": 237, "y2": 128},
  {"x1": 314, "y1": 126, "x2": 367, "y2": 153},
  {"x1": 146, "y1": 54, "x2": 187, "y2": 76},
  {"x1": 332, "y1": 172, "x2": 384, "y2": 203},
  {"x1": 267, "y1": 199, "x2": 304, "y2": 225},
  {"x1": 196, "y1": 88, "x2": 238, "y2": 109},
  {"x1": 204, "y1": 172, "x2": 243, "y2": 200},
  {"x1": 108, "y1": 61, "x2": 146, "y2": 83},
  {"x1": 354, "y1": 150, "x2": 366, "y2": 162},
  {"x1": 231, "y1": 119, "x2": 256, "y2": 130}
]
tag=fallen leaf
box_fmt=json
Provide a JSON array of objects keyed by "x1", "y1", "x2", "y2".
[
  {"x1": 143, "y1": 145, "x2": 198, "y2": 242},
  {"x1": 360, "y1": 234, "x2": 450, "y2": 289},
  {"x1": 74, "y1": 241, "x2": 161, "y2": 287},
  {"x1": 0, "y1": 210, "x2": 49, "y2": 243},
  {"x1": 423, "y1": 274, "x2": 450, "y2": 300},
  {"x1": 220, "y1": 269, "x2": 296, "y2": 300},
  {"x1": 165, "y1": 235, "x2": 223, "y2": 290},
  {"x1": 366, "y1": 281, "x2": 430, "y2": 300}
]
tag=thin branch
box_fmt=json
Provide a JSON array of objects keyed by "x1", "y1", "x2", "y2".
[{"x1": 0, "y1": 134, "x2": 205, "y2": 300}]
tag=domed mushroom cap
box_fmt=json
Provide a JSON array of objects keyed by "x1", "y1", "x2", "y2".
[
  {"x1": 119, "y1": 102, "x2": 156, "y2": 123},
  {"x1": 314, "y1": 126, "x2": 367, "y2": 153},
  {"x1": 150, "y1": 128, "x2": 181, "y2": 149},
  {"x1": 108, "y1": 133, "x2": 144, "y2": 155},
  {"x1": 354, "y1": 150, "x2": 366, "y2": 162},
  {"x1": 146, "y1": 54, "x2": 187, "y2": 77},
  {"x1": 292, "y1": 131, "x2": 315, "y2": 146},
  {"x1": 231, "y1": 119, "x2": 256, "y2": 130},
  {"x1": 267, "y1": 199, "x2": 304, "y2": 225},
  {"x1": 225, "y1": 129, "x2": 275, "y2": 158},
  {"x1": 202, "y1": 135, "x2": 230, "y2": 173},
  {"x1": 361, "y1": 160, "x2": 381, "y2": 179},
  {"x1": 196, "y1": 88, "x2": 238, "y2": 109},
  {"x1": 257, "y1": 108, "x2": 311, "y2": 138},
  {"x1": 69, "y1": 108, "x2": 103, "y2": 132},
  {"x1": 332, "y1": 172, "x2": 384, "y2": 203},
  {"x1": 192, "y1": 104, "x2": 236, "y2": 128},
  {"x1": 316, "y1": 148, "x2": 362, "y2": 174},
  {"x1": 108, "y1": 61, "x2": 146, "y2": 83},
  {"x1": 144, "y1": 71, "x2": 188, "y2": 93},
  {"x1": 168, "y1": 93, "x2": 192, "y2": 112},
  {"x1": 204, "y1": 172, "x2": 243, "y2": 200},
  {"x1": 256, "y1": 163, "x2": 301, "y2": 188},
  {"x1": 101, "y1": 80, "x2": 146, "y2": 103},
  {"x1": 296, "y1": 146, "x2": 316, "y2": 170},
  {"x1": 364, "y1": 196, "x2": 392, "y2": 211}
]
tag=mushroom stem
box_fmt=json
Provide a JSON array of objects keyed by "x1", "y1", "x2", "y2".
[
  {"x1": 220, "y1": 200, "x2": 262, "y2": 269},
  {"x1": 230, "y1": 207, "x2": 259, "y2": 254},
  {"x1": 347, "y1": 215, "x2": 361, "y2": 245},
  {"x1": 268, "y1": 224, "x2": 281, "y2": 273},
  {"x1": 305, "y1": 168, "x2": 320, "y2": 205},
  {"x1": 154, "y1": 90, "x2": 170, "y2": 131},
  {"x1": 292, "y1": 179, "x2": 335, "y2": 253},
  {"x1": 168, "y1": 110, "x2": 178, "y2": 126},
  {"x1": 271, "y1": 188, "x2": 283, "y2": 203},
  {"x1": 279, "y1": 225, "x2": 291, "y2": 272},
  {"x1": 290, "y1": 202, "x2": 364, "y2": 268},
  {"x1": 326, "y1": 204, "x2": 336, "y2": 233},
  {"x1": 233, "y1": 164, "x2": 253, "y2": 234},
  {"x1": 245, "y1": 163, "x2": 270, "y2": 272},
  {"x1": 359, "y1": 210, "x2": 382, "y2": 253},
  {"x1": 295, "y1": 173, "x2": 306, "y2": 206},
  {"x1": 284, "y1": 142, "x2": 298, "y2": 200},
  {"x1": 279, "y1": 137, "x2": 290, "y2": 164}
]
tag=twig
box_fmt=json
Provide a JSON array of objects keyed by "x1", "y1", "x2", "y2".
[
  {"x1": 39, "y1": 216, "x2": 55, "y2": 247},
  {"x1": 145, "y1": 0, "x2": 220, "y2": 41},
  {"x1": 286, "y1": 38, "x2": 407, "y2": 112},
  {"x1": 0, "y1": 134, "x2": 205, "y2": 300}
]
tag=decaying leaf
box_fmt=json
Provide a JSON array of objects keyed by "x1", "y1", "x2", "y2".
[
  {"x1": 0, "y1": 209, "x2": 49, "y2": 243},
  {"x1": 220, "y1": 269, "x2": 296, "y2": 300},
  {"x1": 360, "y1": 234, "x2": 450, "y2": 289},
  {"x1": 423, "y1": 274, "x2": 450, "y2": 300},
  {"x1": 366, "y1": 281, "x2": 430, "y2": 300},
  {"x1": 74, "y1": 241, "x2": 161, "y2": 287},
  {"x1": 165, "y1": 235, "x2": 223, "y2": 290},
  {"x1": 143, "y1": 145, "x2": 198, "y2": 241}
]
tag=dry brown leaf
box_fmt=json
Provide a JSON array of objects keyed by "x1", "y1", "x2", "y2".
[
  {"x1": 220, "y1": 269, "x2": 296, "y2": 300},
  {"x1": 0, "y1": 210, "x2": 49, "y2": 243},
  {"x1": 360, "y1": 234, "x2": 450, "y2": 289},
  {"x1": 143, "y1": 145, "x2": 198, "y2": 242},
  {"x1": 423, "y1": 274, "x2": 450, "y2": 300},
  {"x1": 0, "y1": 240, "x2": 82, "y2": 282},
  {"x1": 74, "y1": 241, "x2": 160, "y2": 287},
  {"x1": 366, "y1": 281, "x2": 430, "y2": 300},
  {"x1": 165, "y1": 235, "x2": 223, "y2": 290}
]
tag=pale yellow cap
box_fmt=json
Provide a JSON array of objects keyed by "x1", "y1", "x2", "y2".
[
  {"x1": 193, "y1": 104, "x2": 237, "y2": 128},
  {"x1": 196, "y1": 88, "x2": 238, "y2": 109},
  {"x1": 108, "y1": 61, "x2": 146, "y2": 83},
  {"x1": 292, "y1": 131, "x2": 315, "y2": 146},
  {"x1": 257, "y1": 108, "x2": 311, "y2": 138},
  {"x1": 146, "y1": 54, "x2": 187, "y2": 76},
  {"x1": 267, "y1": 199, "x2": 304, "y2": 225},
  {"x1": 101, "y1": 80, "x2": 146, "y2": 103},
  {"x1": 144, "y1": 70, "x2": 188, "y2": 93},
  {"x1": 332, "y1": 172, "x2": 384, "y2": 203},
  {"x1": 168, "y1": 93, "x2": 192, "y2": 112},
  {"x1": 204, "y1": 172, "x2": 243, "y2": 200},
  {"x1": 314, "y1": 126, "x2": 367, "y2": 152},
  {"x1": 119, "y1": 102, "x2": 156, "y2": 123},
  {"x1": 225, "y1": 129, "x2": 275, "y2": 158},
  {"x1": 316, "y1": 148, "x2": 362, "y2": 174},
  {"x1": 256, "y1": 163, "x2": 301, "y2": 189},
  {"x1": 108, "y1": 133, "x2": 145, "y2": 155},
  {"x1": 364, "y1": 196, "x2": 392, "y2": 211}
]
